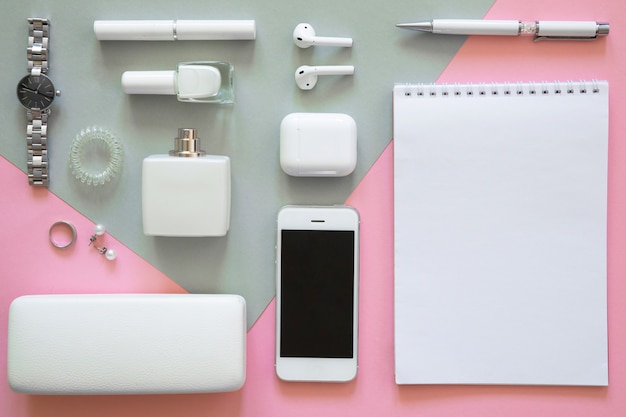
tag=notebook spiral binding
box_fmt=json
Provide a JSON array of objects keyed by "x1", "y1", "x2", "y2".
[{"x1": 398, "y1": 80, "x2": 602, "y2": 98}]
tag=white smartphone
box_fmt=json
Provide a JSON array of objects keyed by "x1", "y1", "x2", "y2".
[{"x1": 275, "y1": 205, "x2": 359, "y2": 382}]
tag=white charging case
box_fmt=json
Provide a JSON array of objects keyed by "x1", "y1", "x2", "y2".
[{"x1": 280, "y1": 113, "x2": 357, "y2": 177}]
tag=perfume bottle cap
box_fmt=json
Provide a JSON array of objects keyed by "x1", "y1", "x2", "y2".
[{"x1": 170, "y1": 128, "x2": 207, "y2": 157}]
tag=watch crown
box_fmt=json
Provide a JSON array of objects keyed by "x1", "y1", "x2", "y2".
[{"x1": 56, "y1": 90, "x2": 61, "y2": 97}]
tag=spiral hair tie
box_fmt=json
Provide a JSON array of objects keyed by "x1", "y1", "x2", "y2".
[{"x1": 69, "y1": 126, "x2": 123, "y2": 186}]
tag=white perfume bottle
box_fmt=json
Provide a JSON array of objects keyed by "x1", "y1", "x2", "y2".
[
  {"x1": 122, "y1": 61, "x2": 234, "y2": 104},
  {"x1": 142, "y1": 128, "x2": 230, "y2": 237}
]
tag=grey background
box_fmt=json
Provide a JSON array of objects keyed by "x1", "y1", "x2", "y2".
[{"x1": 1, "y1": 0, "x2": 494, "y2": 327}]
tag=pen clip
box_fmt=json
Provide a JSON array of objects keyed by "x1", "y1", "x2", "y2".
[
  {"x1": 533, "y1": 22, "x2": 609, "y2": 42},
  {"x1": 534, "y1": 34, "x2": 599, "y2": 42}
]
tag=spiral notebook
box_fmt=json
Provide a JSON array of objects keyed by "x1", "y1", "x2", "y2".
[{"x1": 393, "y1": 81, "x2": 609, "y2": 386}]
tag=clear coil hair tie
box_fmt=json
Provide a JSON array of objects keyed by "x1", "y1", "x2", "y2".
[{"x1": 69, "y1": 126, "x2": 123, "y2": 186}]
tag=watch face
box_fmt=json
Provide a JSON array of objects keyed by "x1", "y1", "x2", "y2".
[{"x1": 16, "y1": 74, "x2": 56, "y2": 110}]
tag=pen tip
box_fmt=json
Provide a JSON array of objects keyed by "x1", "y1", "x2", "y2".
[{"x1": 396, "y1": 22, "x2": 432, "y2": 32}]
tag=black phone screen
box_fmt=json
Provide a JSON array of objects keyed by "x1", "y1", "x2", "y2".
[{"x1": 280, "y1": 229, "x2": 355, "y2": 358}]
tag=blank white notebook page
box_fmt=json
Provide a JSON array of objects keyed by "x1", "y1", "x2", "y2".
[{"x1": 393, "y1": 81, "x2": 608, "y2": 386}]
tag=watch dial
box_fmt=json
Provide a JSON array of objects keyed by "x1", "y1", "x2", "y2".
[{"x1": 16, "y1": 74, "x2": 56, "y2": 110}]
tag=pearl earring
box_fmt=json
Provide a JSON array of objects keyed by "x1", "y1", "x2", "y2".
[
  {"x1": 97, "y1": 246, "x2": 117, "y2": 261},
  {"x1": 88, "y1": 223, "x2": 117, "y2": 261},
  {"x1": 89, "y1": 223, "x2": 106, "y2": 246}
]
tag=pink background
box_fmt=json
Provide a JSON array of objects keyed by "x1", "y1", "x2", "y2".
[{"x1": 2, "y1": 0, "x2": 625, "y2": 415}]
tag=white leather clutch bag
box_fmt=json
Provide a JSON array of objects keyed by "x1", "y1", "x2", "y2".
[{"x1": 7, "y1": 294, "x2": 246, "y2": 395}]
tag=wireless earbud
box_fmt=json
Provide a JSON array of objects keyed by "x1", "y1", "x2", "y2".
[
  {"x1": 295, "y1": 65, "x2": 355, "y2": 90},
  {"x1": 293, "y1": 23, "x2": 353, "y2": 48}
]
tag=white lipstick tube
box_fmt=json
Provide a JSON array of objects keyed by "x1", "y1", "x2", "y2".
[{"x1": 94, "y1": 20, "x2": 256, "y2": 41}]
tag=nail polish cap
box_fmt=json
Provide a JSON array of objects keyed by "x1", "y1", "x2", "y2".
[
  {"x1": 121, "y1": 65, "x2": 221, "y2": 98},
  {"x1": 122, "y1": 71, "x2": 177, "y2": 95}
]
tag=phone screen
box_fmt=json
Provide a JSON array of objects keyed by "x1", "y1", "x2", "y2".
[{"x1": 280, "y1": 229, "x2": 355, "y2": 358}]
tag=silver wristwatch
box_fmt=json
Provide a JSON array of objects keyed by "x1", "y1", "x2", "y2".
[{"x1": 16, "y1": 18, "x2": 61, "y2": 187}]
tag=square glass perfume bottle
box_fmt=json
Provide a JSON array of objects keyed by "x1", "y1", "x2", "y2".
[{"x1": 142, "y1": 128, "x2": 230, "y2": 237}]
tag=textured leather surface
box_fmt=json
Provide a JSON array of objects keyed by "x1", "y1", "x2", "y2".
[{"x1": 7, "y1": 294, "x2": 246, "y2": 394}]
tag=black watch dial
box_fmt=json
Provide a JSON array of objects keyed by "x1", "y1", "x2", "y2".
[{"x1": 16, "y1": 74, "x2": 56, "y2": 110}]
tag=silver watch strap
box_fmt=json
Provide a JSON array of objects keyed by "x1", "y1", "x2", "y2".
[
  {"x1": 26, "y1": 18, "x2": 50, "y2": 187},
  {"x1": 27, "y1": 18, "x2": 49, "y2": 75},
  {"x1": 27, "y1": 110, "x2": 49, "y2": 187}
]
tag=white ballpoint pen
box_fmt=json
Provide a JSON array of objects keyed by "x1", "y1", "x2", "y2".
[{"x1": 396, "y1": 19, "x2": 609, "y2": 41}]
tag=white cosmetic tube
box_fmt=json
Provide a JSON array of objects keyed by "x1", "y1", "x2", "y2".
[{"x1": 94, "y1": 20, "x2": 256, "y2": 41}]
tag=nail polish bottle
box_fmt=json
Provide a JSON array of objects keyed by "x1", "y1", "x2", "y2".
[
  {"x1": 142, "y1": 128, "x2": 230, "y2": 237},
  {"x1": 122, "y1": 61, "x2": 234, "y2": 104}
]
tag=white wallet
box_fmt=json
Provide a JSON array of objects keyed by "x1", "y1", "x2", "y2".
[{"x1": 7, "y1": 294, "x2": 246, "y2": 395}]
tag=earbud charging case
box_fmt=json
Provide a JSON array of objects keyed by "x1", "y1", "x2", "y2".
[{"x1": 280, "y1": 113, "x2": 357, "y2": 177}]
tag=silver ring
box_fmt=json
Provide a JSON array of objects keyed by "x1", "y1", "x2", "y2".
[{"x1": 49, "y1": 221, "x2": 77, "y2": 249}]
